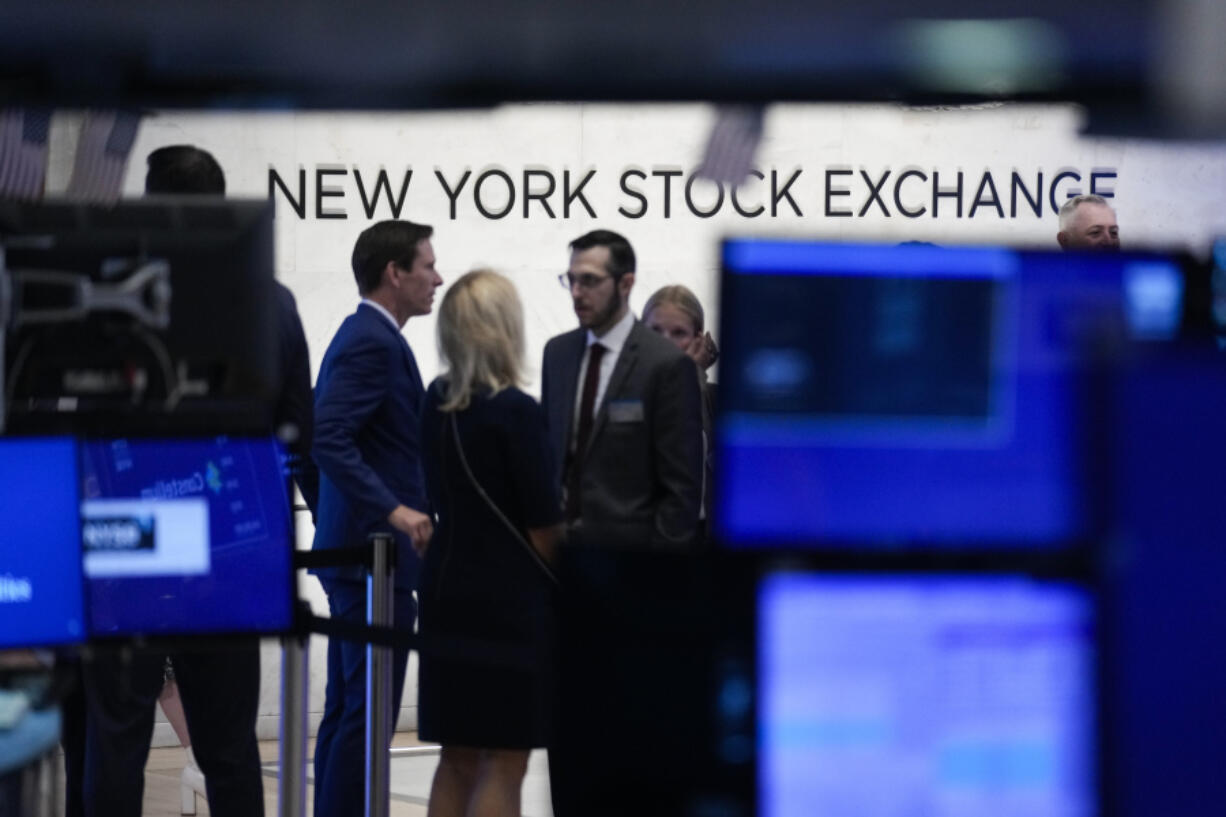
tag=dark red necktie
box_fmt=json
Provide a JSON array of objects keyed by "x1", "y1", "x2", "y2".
[{"x1": 566, "y1": 342, "x2": 605, "y2": 520}]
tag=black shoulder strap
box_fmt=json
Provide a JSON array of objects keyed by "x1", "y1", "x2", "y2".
[{"x1": 449, "y1": 411, "x2": 559, "y2": 584}]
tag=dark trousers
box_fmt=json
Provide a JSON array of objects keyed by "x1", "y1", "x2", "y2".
[
  {"x1": 549, "y1": 548, "x2": 719, "y2": 817},
  {"x1": 59, "y1": 659, "x2": 87, "y2": 817},
  {"x1": 312, "y1": 580, "x2": 415, "y2": 817},
  {"x1": 81, "y1": 641, "x2": 263, "y2": 817}
]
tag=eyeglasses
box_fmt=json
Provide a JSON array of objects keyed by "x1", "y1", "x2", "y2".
[{"x1": 559, "y1": 272, "x2": 613, "y2": 291}]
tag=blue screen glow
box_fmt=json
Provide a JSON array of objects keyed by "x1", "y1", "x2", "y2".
[
  {"x1": 0, "y1": 437, "x2": 84, "y2": 648},
  {"x1": 80, "y1": 436, "x2": 294, "y2": 637},
  {"x1": 758, "y1": 574, "x2": 1096, "y2": 817},
  {"x1": 717, "y1": 239, "x2": 1184, "y2": 548}
]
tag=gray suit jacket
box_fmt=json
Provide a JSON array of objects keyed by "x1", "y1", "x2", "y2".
[{"x1": 541, "y1": 319, "x2": 703, "y2": 548}]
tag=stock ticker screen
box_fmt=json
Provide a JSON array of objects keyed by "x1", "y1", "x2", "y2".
[
  {"x1": 0, "y1": 437, "x2": 84, "y2": 648},
  {"x1": 758, "y1": 573, "x2": 1097, "y2": 817},
  {"x1": 717, "y1": 240, "x2": 1186, "y2": 549},
  {"x1": 79, "y1": 436, "x2": 294, "y2": 637}
]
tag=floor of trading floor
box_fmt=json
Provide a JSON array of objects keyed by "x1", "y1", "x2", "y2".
[{"x1": 134, "y1": 735, "x2": 553, "y2": 817}]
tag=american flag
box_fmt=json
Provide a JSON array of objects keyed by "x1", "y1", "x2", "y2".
[
  {"x1": 0, "y1": 108, "x2": 51, "y2": 200},
  {"x1": 694, "y1": 105, "x2": 765, "y2": 187},
  {"x1": 66, "y1": 110, "x2": 142, "y2": 203}
]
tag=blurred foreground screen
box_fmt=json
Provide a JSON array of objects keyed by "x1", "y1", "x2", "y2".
[
  {"x1": 80, "y1": 435, "x2": 294, "y2": 638},
  {"x1": 0, "y1": 436, "x2": 84, "y2": 648},
  {"x1": 758, "y1": 573, "x2": 1096, "y2": 817},
  {"x1": 717, "y1": 239, "x2": 1186, "y2": 550},
  {"x1": 1097, "y1": 345, "x2": 1226, "y2": 816}
]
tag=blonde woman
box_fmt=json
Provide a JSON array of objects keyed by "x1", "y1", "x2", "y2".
[
  {"x1": 418, "y1": 269, "x2": 563, "y2": 817},
  {"x1": 642, "y1": 284, "x2": 718, "y2": 532}
]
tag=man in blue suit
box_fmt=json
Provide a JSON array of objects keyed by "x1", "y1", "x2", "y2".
[{"x1": 311, "y1": 219, "x2": 441, "y2": 817}]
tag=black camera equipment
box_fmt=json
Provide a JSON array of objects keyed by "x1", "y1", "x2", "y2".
[{"x1": 0, "y1": 198, "x2": 277, "y2": 436}]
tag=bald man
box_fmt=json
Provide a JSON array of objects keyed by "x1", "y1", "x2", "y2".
[{"x1": 1057, "y1": 194, "x2": 1120, "y2": 251}]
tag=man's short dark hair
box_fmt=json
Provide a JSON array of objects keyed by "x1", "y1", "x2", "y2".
[
  {"x1": 351, "y1": 220, "x2": 434, "y2": 295},
  {"x1": 570, "y1": 229, "x2": 636, "y2": 280},
  {"x1": 145, "y1": 145, "x2": 226, "y2": 195}
]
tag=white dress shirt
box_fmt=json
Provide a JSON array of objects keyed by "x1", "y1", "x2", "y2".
[
  {"x1": 571, "y1": 308, "x2": 636, "y2": 447},
  {"x1": 360, "y1": 298, "x2": 400, "y2": 332}
]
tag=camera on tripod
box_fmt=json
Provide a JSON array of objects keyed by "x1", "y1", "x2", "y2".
[{"x1": 0, "y1": 197, "x2": 278, "y2": 437}]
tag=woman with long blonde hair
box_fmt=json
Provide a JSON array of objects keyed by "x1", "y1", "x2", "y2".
[
  {"x1": 417, "y1": 269, "x2": 563, "y2": 817},
  {"x1": 643, "y1": 284, "x2": 718, "y2": 533}
]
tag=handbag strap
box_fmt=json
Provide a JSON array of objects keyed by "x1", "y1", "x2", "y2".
[{"x1": 449, "y1": 411, "x2": 559, "y2": 585}]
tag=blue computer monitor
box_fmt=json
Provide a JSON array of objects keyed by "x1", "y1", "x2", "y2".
[
  {"x1": 758, "y1": 573, "x2": 1096, "y2": 817},
  {"x1": 1097, "y1": 345, "x2": 1226, "y2": 816},
  {"x1": 0, "y1": 436, "x2": 85, "y2": 648},
  {"x1": 79, "y1": 435, "x2": 295, "y2": 638},
  {"x1": 717, "y1": 239, "x2": 1185, "y2": 549}
]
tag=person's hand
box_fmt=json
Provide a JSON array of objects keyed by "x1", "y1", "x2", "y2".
[
  {"x1": 685, "y1": 331, "x2": 719, "y2": 371},
  {"x1": 388, "y1": 505, "x2": 433, "y2": 557}
]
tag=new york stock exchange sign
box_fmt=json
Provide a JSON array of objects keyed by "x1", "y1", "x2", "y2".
[{"x1": 267, "y1": 163, "x2": 1118, "y2": 223}]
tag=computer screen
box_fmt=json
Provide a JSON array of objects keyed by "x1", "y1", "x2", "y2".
[
  {"x1": 758, "y1": 573, "x2": 1096, "y2": 817},
  {"x1": 717, "y1": 239, "x2": 1186, "y2": 549},
  {"x1": 0, "y1": 436, "x2": 84, "y2": 648},
  {"x1": 80, "y1": 435, "x2": 295, "y2": 637},
  {"x1": 1096, "y1": 345, "x2": 1226, "y2": 816},
  {"x1": 1, "y1": 198, "x2": 278, "y2": 436}
]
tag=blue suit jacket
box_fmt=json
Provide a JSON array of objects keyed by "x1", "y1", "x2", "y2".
[{"x1": 311, "y1": 303, "x2": 428, "y2": 588}]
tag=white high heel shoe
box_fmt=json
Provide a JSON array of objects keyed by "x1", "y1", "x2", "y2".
[{"x1": 180, "y1": 745, "x2": 206, "y2": 815}]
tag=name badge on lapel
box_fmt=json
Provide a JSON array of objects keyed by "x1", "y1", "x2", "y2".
[{"x1": 608, "y1": 400, "x2": 645, "y2": 423}]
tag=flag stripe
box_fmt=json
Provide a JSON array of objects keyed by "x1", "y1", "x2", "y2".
[
  {"x1": 66, "y1": 110, "x2": 143, "y2": 203},
  {"x1": 695, "y1": 105, "x2": 765, "y2": 188},
  {"x1": 0, "y1": 108, "x2": 50, "y2": 200}
]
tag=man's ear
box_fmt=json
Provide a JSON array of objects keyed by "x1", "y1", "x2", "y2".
[
  {"x1": 1056, "y1": 231, "x2": 1070, "y2": 249},
  {"x1": 382, "y1": 260, "x2": 399, "y2": 288},
  {"x1": 619, "y1": 271, "x2": 636, "y2": 297}
]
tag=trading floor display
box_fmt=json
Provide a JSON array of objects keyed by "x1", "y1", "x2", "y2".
[
  {"x1": 80, "y1": 435, "x2": 295, "y2": 638},
  {"x1": 0, "y1": 436, "x2": 84, "y2": 648},
  {"x1": 758, "y1": 573, "x2": 1096, "y2": 817},
  {"x1": 709, "y1": 237, "x2": 1221, "y2": 817},
  {"x1": 716, "y1": 239, "x2": 1186, "y2": 550}
]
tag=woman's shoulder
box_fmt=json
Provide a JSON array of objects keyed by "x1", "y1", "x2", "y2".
[
  {"x1": 487, "y1": 386, "x2": 544, "y2": 418},
  {"x1": 426, "y1": 377, "x2": 449, "y2": 403},
  {"x1": 426, "y1": 381, "x2": 542, "y2": 420}
]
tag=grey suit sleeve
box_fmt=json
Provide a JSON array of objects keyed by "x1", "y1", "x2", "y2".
[{"x1": 649, "y1": 351, "x2": 704, "y2": 546}]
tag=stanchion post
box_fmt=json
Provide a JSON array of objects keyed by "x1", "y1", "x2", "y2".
[
  {"x1": 366, "y1": 533, "x2": 395, "y2": 817},
  {"x1": 279, "y1": 631, "x2": 309, "y2": 817}
]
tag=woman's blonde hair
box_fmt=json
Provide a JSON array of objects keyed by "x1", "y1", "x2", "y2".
[
  {"x1": 642, "y1": 284, "x2": 704, "y2": 333},
  {"x1": 436, "y1": 269, "x2": 525, "y2": 412}
]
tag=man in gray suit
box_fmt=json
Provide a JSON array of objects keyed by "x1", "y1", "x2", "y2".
[
  {"x1": 542, "y1": 230, "x2": 705, "y2": 816},
  {"x1": 541, "y1": 228, "x2": 703, "y2": 548},
  {"x1": 541, "y1": 225, "x2": 706, "y2": 809}
]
